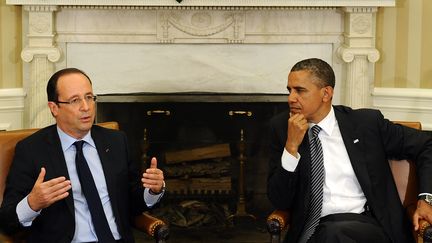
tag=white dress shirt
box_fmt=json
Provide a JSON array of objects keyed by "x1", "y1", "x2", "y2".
[
  {"x1": 281, "y1": 107, "x2": 367, "y2": 217},
  {"x1": 16, "y1": 126, "x2": 163, "y2": 242}
]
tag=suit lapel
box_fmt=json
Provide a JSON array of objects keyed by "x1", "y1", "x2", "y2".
[
  {"x1": 45, "y1": 126, "x2": 75, "y2": 215},
  {"x1": 334, "y1": 109, "x2": 373, "y2": 199}
]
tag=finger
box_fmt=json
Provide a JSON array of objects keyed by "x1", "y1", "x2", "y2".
[
  {"x1": 52, "y1": 191, "x2": 70, "y2": 202},
  {"x1": 142, "y1": 182, "x2": 161, "y2": 192},
  {"x1": 50, "y1": 183, "x2": 72, "y2": 200},
  {"x1": 413, "y1": 214, "x2": 419, "y2": 231},
  {"x1": 43, "y1": 176, "x2": 68, "y2": 188},
  {"x1": 142, "y1": 177, "x2": 160, "y2": 185},
  {"x1": 150, "y1": 157, "x2": 157, "y2": 168},
  {"x1": 144, "y1": 169, "x2": 164, "y2": 179},
  {"x1": 35, "y1": 167, "x2": 46, "y2": 185},
  {"x1": 45, "y1": 180, "x2": 71, "y2": 195}
]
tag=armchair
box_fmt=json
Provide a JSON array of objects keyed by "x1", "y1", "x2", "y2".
[
  {"x1": 266, "y1": 121, "x2": 432, "y2": 243},
  {"x1": 0, "y1": 121, "x2": 169, "y2": 243}
]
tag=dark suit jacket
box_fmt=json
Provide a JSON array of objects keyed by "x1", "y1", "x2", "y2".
[
  {"x1": 0, "y1": 124, "x2": 149, "y2": 243},
  {"x1": 267, "y1": 105, "x2": 432, "y2": 243}
]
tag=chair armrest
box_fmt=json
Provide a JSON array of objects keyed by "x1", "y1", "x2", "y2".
[
  {"x1": 0, "y1": 230, "x2": 30, "y2": 243},
  {"x1": 266, "y1": 210, "x2": 290, "y2": 243},
  {"x1": 267, "y1": 209, "x2": 290, "y2": 232},
  {"x1": 134, "y1": 212, "x2": 169, "y2": 243},
  {"x1": 0, "y1": 232, "x2": 13, "y2": 243},
  {"x1": 419, "y1": 220, "x2": 432, "y2": 243},
  {"x1": 406, "y1": 204, "x2": 432, "y2": 242}
]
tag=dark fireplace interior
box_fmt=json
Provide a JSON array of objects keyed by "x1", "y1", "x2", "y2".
[{"x1": 96, "y1": 94, "x2": 288, "y2": 230}]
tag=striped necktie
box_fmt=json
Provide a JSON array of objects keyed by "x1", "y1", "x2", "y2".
[{"x1": 299, "y1": 125, "x2": 325, "y2": 243}]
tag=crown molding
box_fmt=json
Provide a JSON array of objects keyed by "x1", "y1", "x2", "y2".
[{"x1": 6, "y1": 0, "x2": 395, "y2": 7}]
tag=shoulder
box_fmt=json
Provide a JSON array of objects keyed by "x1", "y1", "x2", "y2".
[
  {"x1": 17, "y1": 125, "x2": 56, "y2": 146},
  {"x1": 333, "y1": 105, "x2": 383, "y2": 122},
  {"x1": 91, "y1": 124, "x2": 127, "y2": 140}
]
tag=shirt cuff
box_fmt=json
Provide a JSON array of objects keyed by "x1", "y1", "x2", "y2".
[
  {"x1": 16, "y1": 195, "x2": 41, "y2": 226},
  {"x1": 418, "y1": 192, "x2": 432, "y2": 197},
  {"x1": 281, "y1": 149, "x2": 301, "y2": 172},
  {"x1": 144, "y1": 188, "x2": 164, "y2": 207}
]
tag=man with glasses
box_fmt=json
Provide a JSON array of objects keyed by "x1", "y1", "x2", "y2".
[{"x1": 0, "y1": 68, "x2": 165, "y2": 242}]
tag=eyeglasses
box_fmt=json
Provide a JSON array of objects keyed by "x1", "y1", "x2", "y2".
[{"x1": 55, "y1": 95, "x2": 97, "y2": 107}]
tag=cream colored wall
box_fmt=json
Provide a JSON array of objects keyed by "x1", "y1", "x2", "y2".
[
  {"x1": 0, "y1": 2, "x2": 22, "y2": 89},
  {"x1": 376, "y1": 0, "x2": 432, "y2": 88}
]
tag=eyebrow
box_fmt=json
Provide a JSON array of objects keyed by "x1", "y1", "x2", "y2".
[
  {"x1": 287, "y1": 85, "x2": 307, "y2": 90},
  {"x1": 62, "y1": 92, "x2": 94, "y2": 100}
]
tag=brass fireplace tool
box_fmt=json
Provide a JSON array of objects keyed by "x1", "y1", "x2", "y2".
[{"x1": 227, "y1": 110, "x2": 256, "y2": 224}]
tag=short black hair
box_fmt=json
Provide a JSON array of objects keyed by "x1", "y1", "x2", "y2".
[
  {"x1": 46, "y1": 68, "x2": 92, "y2": 102},
  {"x1": 291, "y1": 58, "x2": 335, "y2": 88}
]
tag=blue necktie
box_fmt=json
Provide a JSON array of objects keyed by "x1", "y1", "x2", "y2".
[
  {"x1": 74, "y1": 141, "x2": 116, "y2": 243},
  {"x1": 299, "y1": 125, "x2": 325, "y2": 243}
]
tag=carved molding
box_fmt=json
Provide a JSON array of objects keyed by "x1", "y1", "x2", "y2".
[
  {"x1": 60, "y1": 6, "x2": 338, "y2": 10},
  {"x1": 157, "y1": 10, "x2": 244, "y2": 42},
  {"x1": 337, "y1": 46, "x2": 379, "y2": 63},
  {"x1": 29, "y1": 15, "x2": 51, "y2": 34},
  {"x1": 352, "y1": 15, "x2": 371, "y2": 34},
  {"x1": 342, "y1": 6, "x2": 378, "y2": 13},
  {"x1": 23, "y1": 5, "x2": 58, "y2": 12},
  {"x1": 6, "y1": 0, "x2": 396, "y2": 7},
  {"x1": 21, "y1": 47, "x2": 62, "y2": 63}
]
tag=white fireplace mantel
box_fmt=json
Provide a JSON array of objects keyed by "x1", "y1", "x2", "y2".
[
  {"x1": 7, "y1": 0, "x2": 395, "y2": 128},
  {"x1": 7, "y1": 0, "x2": 395, "y2": 7}
]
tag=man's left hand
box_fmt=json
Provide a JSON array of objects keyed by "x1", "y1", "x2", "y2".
[
  {"x1": 141, "y1": 157, "x2": 165, "y2": 194},
  {"x1": 413, "y1": 200, "x2": 432, "y2": 231}
]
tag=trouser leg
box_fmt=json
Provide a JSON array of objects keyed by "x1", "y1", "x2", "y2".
[{"x1": 307, "y1": 213, "x2": 391, "y2": 243}]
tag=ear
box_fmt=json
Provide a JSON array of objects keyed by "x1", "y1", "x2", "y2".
[
  {"x1": 48, "y1": 101, "x2": 58, "y2": 117},
  {"x1": 322, "y1": 86, "x2": 333, "y2": 102}
]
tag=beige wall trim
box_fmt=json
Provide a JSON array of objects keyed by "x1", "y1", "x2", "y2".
[
  {"x1": 372, "y1": 87, "x2": 432, "y2": 130},
  {"x1": 0, "y1": 88, "x2": 26, "y2": 130}
]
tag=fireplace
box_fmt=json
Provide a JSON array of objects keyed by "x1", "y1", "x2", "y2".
[
  {"x1": 96, "y1": 93, "x2": 288, "y2": 223},
  {"x1": 6, "y1": 0, "x2": 395, "y2": 129}
]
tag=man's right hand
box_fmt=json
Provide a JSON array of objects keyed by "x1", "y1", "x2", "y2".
[
  {"x1": 27, "y1": 167, "x2": 71, "y2": 211},
  {"x1": 285, "y1": 113, "x2": 309, "y2": 157}
]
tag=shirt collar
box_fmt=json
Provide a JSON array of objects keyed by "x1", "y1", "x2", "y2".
[
  {"x1": 308, "y1": 106, "x2": 336, "y2": 136},
  {"x1": 57, "y1": 126, "x2": 95, "y2": 151}
]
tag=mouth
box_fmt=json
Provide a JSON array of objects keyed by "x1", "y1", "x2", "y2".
[
  {"x1": 290, "y1": 107, "x2": 302, "y2": 114},
  {"x1": 80, "y1": 115, "x2": 92, "y2": 123}
]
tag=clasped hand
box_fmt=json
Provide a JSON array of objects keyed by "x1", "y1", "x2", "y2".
[
  {"x1": 285, "y1": 113, "x2": 309, "y2": 157},
  {"x1": 413, "y1": 200, "x2": 432, "y2": 231}
]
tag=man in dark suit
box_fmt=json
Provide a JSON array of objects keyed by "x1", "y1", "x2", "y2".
[
  {"x1": 267, "y1": 58, "x2": 432, "y2": 243},
  {"x1": 0, "y1": 68, "x2": 165, "y2": 242}
]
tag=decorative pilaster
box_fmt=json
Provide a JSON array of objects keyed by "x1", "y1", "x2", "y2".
[
  {"x1": 21, "y1": 5, "x2": 61, "y2": 128},
  {"x1": 337, "y1": 7, "x2": 379, "y2": 108}
]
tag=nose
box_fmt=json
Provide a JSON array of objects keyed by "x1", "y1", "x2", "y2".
[
  {"x1": 80, "y1": 98, "x2": 90, "y2": 111},
  {"x1": 288, "y1": 91, "x2": 297, "y2": 103}
]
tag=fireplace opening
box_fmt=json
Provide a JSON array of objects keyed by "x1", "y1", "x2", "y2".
[{"x1": 96, "y1": 94, "x2": 288, "y2": 229}]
